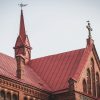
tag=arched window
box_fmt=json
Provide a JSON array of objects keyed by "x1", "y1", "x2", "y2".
[
  {"x1": 91, "y1": 59, "x2": 96, "y2": 96},
  {"x1": 83, "y1": 79, "x2": 87, "y2": 93},
  {"x1": 24, "y1": 97, "x2": 28, "y2": 100},
  {"x1": 0, "y1": 90, "x2": 5, "y2": 100},
  {"x1": 30, "y1": 98, "x2": 33, "y2": 100},
  {"x1": 96, "y1": 72, "x2": 100, "y2": 97},
  {"x1": 12, "y1": 94, "x2": 18, "y2": 100},
  {"x1": 87, "y1": 68, "x2": 91, "y2": 94},
  {"x1": 7, "y1": 92, "x2": 11, "y2": 100}
]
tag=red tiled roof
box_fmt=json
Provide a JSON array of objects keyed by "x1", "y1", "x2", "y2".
[
  {"x1": 0, "y1": 52, "x2": 51, "y2": 91},
  {"x1": 29, "y1": 48, "x2": 85, "y2": 91}
]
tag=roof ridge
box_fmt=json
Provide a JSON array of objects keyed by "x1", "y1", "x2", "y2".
[
  {"x1": 0, "y1": 52, "x2": 14, "y2": 59},
  {"x1": 73, "y1": 45, "x2": 92, "y2": 81},
  {"x1": 31, "y1": 48, "x2": 85, "y2": 61}
]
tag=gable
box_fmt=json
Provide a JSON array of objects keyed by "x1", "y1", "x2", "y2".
[
  {"x1": 74, "y1": 44, "x2": 100, "y2": 95},
  {"x1": 92, "y1": 44, "x2": 100, "y2": 69}
]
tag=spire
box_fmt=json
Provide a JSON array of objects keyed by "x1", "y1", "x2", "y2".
[
  {"x1": 19, "y1": 9, "x2": 26, "y2": 41},
  {"x1": 86, "y1": 21, "x2": 94, "y2": 46},
  {"x1": 14, "y1": 4, "x2": 31, "y2": 79},
  {"x1": 19, "y1": 3, "x2": 28, "y2": 41},
  {"x1": 14, "y1": 4, "x2": 32, "y2": 65}
]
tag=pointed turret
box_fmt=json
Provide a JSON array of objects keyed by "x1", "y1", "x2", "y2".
[
  {"x1": 14, "y1": 5, "x2": 32, "y2": 79},
  {"x1": 19, "y1": 9, "x2": 26, "y2": 41},
  {"x1": 14, "y1": 8, "x2": 32, "y2": 64},
  {"x1": 14, "y1": 7, "x2": 32, "y2": 64}
]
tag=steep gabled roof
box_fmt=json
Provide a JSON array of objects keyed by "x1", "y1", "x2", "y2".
[
  {"x1": 0, "y1": 48, "x2": 85, "y2": 92},
  {"x1": 74, "y1": 39, "x2": 100, "y2": 81},
  {"x1": 29, "y1": 38, "x2": 100, "y2": 92},
  {"x1": 73, "y1": 44, "x2": 93, "y2": 80},
  {"x1": 0, "y1": 38, "x2": 99, "y2": 92},
  {"x1": 29, "y1": 48, "x2": 85, "y2": 91},
  {"x1": 0, "y1": 53, "x2": 51, "y2": 91}
]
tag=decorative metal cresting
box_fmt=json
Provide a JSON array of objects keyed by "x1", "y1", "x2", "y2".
[
  {"x1": 18, "y1": 3, "x2": 28, "y2": 9},
  {"x1": 86, "y1": 21, "x2": 93, "y2": 38}
]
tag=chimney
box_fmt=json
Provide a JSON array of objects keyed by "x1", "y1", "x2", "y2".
[{"x1": 16, "y1": 55, "x2": 25, "y2": 79}]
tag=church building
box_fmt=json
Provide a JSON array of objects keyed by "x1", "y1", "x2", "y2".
[{"x1": 0, "y1": 6, "x2": 100, "y2": 100}]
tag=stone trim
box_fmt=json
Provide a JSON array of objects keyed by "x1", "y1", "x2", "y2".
[{"x1": 0, "y1": 76, "x2": 49, "y2": 100}]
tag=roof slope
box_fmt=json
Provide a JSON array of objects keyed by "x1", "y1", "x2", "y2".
[
  {"x1": 0, "y1": 53, "x2": 51, "y2": 91},
  {"x1": 30, "y1": 48, "x2": 85, "y2": 92},
  {"x1": 0, "y1": 44, "x2": 97, "y2": 92}
]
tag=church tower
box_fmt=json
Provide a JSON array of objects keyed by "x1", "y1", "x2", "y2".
[{"x1": 14, "y1": 5, "x2": 32, "y2": 79}]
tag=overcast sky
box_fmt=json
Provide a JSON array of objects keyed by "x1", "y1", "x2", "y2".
[{"x1": 0, "y1": 0, "x2": 100, "y2": 58}]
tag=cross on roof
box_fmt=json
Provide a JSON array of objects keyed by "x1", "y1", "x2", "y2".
[{"x1": 86, "y1": 21, "x2": 93, "y2": 38}]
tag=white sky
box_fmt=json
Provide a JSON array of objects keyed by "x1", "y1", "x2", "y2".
[{"x1": 0, "y1": 0, "x2": 100, "y2": 59}]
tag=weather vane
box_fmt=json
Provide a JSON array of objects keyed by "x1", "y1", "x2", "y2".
[
  {"x1": 18, "y1": 3, "x2": 28, "y2": 9},
  {"x1": 86, "y1": 21, "x2": 93, "y2": 38}
]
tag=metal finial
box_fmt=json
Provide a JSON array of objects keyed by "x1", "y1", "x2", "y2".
[
  {"x1": 86, "y1": 21, "x2": 93, "y2": 38},
  {"x1": 18, "y1": 3, "x2": 28, "y2": 9}
]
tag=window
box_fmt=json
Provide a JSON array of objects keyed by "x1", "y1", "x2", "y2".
[
  {"x1": 87, "y1": 68, "x2": 91, "y2": 94},
  {"x1": 0, "y1": 90, "x2": 5, "y2": 100},
  {"x1": 30, "y1": 98, "x2": 33, "y2": 100},
  {"x1": 24, "y1": 97, "x2": 28, "y2": 100},
  {"x1": 83, "y1": 79, "x2": 87, "y2": 93},
  {"x1": 7, "y1": 92, "x2": 11, "y2": 100},
  {"x1": 12, "y1": 94, "x2": 18, "y2": 100},
  {"x1": 96, "y1": 72, "x2": 100, "y2": 97},
  {"x1": 91, "y1": 59, "x2": 96, "y2": 96}
]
